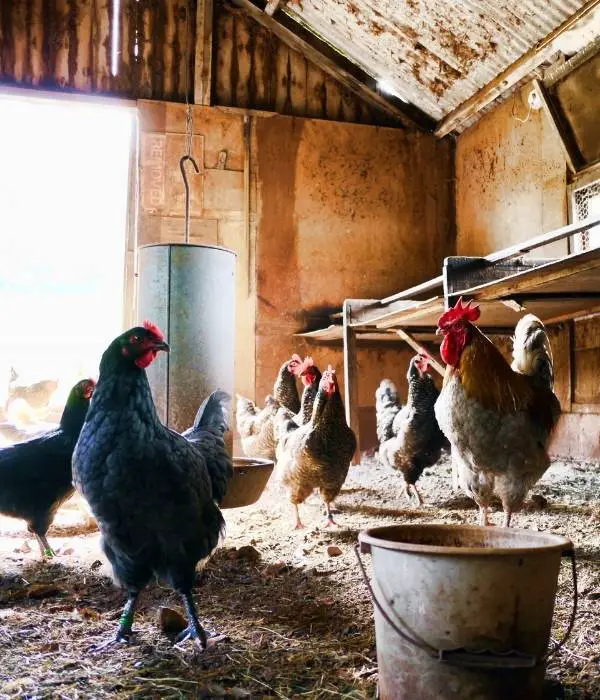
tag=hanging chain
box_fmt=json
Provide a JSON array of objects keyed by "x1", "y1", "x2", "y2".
[{"x1": 183, "y1": 0, "x2": 193, "y2": 159}]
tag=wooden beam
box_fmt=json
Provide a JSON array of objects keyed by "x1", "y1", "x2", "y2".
[
  {"x1": 435, "y1": 0, "x2": 600, "y2": 136},
  {"x1": 231, "y1": 0, "x2": 431, "y2": 130},
  {"x1": 532, "y1": 79, "x2": 580, "y2": 174},
  {"x1": 243, "y1": 115, "x2": 252, "y2": 295},
  {"x1": 459, "y1": 249, "x2": 600, "y2": 302},
  {"x1": 395, "y1": 329, "x2": 445, "y2": 377},
  {"x1": 381, "y1": 275, "x2": 444, "y2": 304},
  {"x1": 343, "y1": 300, "x2": 361, "y2": 465},
  {"x1": 194, "y1": 0, "x2": 214, "y2": 105}
]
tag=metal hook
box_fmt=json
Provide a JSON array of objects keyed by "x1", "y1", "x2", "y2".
[{"x1": 179, "y1": 155, "x2": 200, "y2": 244}]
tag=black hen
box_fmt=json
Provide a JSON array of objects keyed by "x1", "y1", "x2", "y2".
[
  {"x1": 0, "y1": 378, "x2": 95, "y2": 557},
  {"x1": 72, "y1": 322, "x2": 232, "y2": 649},
  {"x1": 379, "y1": 355, "x2": 449, "y2": 505}
]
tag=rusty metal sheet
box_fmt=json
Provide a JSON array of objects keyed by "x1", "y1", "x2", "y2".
[{"x1": 283, "y1": 0, "x2": 586, "y2": 123}]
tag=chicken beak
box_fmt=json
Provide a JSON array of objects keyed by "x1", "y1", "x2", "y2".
[
  {"x1": 435, "y1": 327, "x2": 443, "y2": 335},
  {"x1": 155, "y1": 340, "x2": 170, "y2": 353}
]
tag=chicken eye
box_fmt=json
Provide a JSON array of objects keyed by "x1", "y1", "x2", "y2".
[{"x1": 129, "y1": 335, "x2": 139, "y2": 344}]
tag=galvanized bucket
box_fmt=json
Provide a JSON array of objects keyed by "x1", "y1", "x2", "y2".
[{"x1": 356, "y1": 524, "x2": 577, "y2": 700}]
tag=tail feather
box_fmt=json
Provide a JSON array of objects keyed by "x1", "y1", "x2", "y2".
[
  {"x1": 511, "y1": 314, "x2": 554, "y2": 391},
  {"x1": 182, "y1": 390, "x2": 232, "y2": 505},
  {"x1": 182, "y1": 390, "x2": 230, "y2": 440}
]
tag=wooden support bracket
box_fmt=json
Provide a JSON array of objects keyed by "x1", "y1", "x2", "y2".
[
  {"x1": 394, "y1": 329, "x2": 445, "y2": 377},
  {"x1": 343, "y1": 299, "x2": 373, "y2": 465}
]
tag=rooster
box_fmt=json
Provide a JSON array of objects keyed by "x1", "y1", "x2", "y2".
[
  {"x1": 235, "y1": 354, "x2": 304, "y2": 459},
  {"x1": 379, "y1": 355, "x2": 448, "y2": 505},
  {"x1": 375, "y1": 379, "x2": 402, "y2": 446},
  {"x1": 0, "y1": 378, "x2": 95, "y2": 557},
  {"x1": 72, "y1": 322, "x2": 232, "y2": 649},
  {"x1": 434, "y1": 298, "x2": 561, "y2": 527},
  {"x1": 274, "y1": 366, "x2": 356, "y2": 529}
]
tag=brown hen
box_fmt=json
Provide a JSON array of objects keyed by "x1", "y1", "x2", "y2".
[{"x1": 275, "y1": 366, "x2": 356, "y2": 529}]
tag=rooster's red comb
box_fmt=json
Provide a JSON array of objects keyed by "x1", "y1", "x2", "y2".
[
  {"x1": 437, "y1": 296, "x2": 480, "y2": 328},
  {"x1": 143, "y1": 320, "x2": 165, "y2": 341}
]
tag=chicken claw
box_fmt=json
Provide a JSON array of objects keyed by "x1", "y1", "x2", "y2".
[
  {"x1": 174, "y1": 593, "x2": 227, "y2": 651},
  {"x1": 34, "y1": 534, "x2": 55, "y2": 558},
  {"x1": 322, "y1": 502, "x2": 340, "y2": 528},
  {"x1": 90, "y1": 630, "x2": 134, "y2": 652},
  {"x1": 293, "y1": 504, "x2": 305, "y2": 530}
]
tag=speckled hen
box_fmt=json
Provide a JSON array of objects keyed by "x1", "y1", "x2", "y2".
[{"x1": 274, "y1": 366, "x2": 356, "y2": 529}]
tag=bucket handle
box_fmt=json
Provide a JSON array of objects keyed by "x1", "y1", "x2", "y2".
[
  {"x1": 545, "y1": 546, "x2": 578, "y2": 660},
  {"x1": 355, "y1": 542, "x2": 578, "y2": 669},
  {"x1": 354, "y1": 543, "x2": 439, "y2": 658}
]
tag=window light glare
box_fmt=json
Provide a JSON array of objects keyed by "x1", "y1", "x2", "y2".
[{"x1": 377, "y1": 79, "x2": 408, "y2": 103}]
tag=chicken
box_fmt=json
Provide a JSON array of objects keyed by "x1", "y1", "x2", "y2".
[
  {"x1": 7, "y1": 376, "x2": 59, "y2": 412},
  {"x1": 434, "y1": 298, "x2": 561, "y2": 527},
  {"x1": 293, "y1": 358, "x2": 322, "y2": 426},
  {"x1": 273, "y1": 354, "x2": 304, "y2": 414},
  {"x1": 235, "y1": 353, "x2": 304, "y2": 459},
  {"x1": 276, "y1": 357, "x2": 322, "y2": 428},
  {"x1": 375, "y1": 379, "x2": 402, "y2": 446},
  {"x1": 379, "y1": 355, "x2": 448, "y2": 505},
  {"x1": 72, "y1": 322, "x2": 232, "y2": 649},
  {"x1": 235, "y1": 394, "x2": 280, "y2": 459},
  {"x1": 274, "y1": 366, "x2": 356, "y2": 529},
  {"x1": 0, "y1": 378, "x2": 95, "y2": 557}
]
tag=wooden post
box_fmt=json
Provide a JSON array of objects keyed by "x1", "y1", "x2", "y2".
[
  {"x1": 343, "y1": 299, "x2": 361, "y2": 465},
  {"x1": 394, "y1": 329, "x2": 445, "y2": 377},
  {"x1": 194, "y1": 0, "x2": 214, "y2": 105}
]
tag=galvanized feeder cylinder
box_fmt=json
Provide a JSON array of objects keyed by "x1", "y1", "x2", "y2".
[{"x1": 136, "y1": 243, "x2": 236, "y2": 448}]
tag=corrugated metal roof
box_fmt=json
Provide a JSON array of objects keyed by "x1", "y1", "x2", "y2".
[{"x1": 283, "y1": 0, "x2": 587, "y2": 124}]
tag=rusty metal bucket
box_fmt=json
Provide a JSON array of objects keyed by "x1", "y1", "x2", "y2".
[{"x1": 356, "y1": 524, "x2": 577, "y2": 700}]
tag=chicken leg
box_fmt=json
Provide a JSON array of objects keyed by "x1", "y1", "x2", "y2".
[
  {"x1": 410, "y1": 484, "x2": 424, "y2": 507},
  {"x1": 293, "y1": 504, "x2": 305, "y2": 530},
  {"x1": 478, "y1": 506, "x2": 491, "y2": 527},
  {"x1": 503, "y1": 510, "x2": 513, "y2": 528},
  {"x1": 175, "y1": 592, "x2": 227, "y2": 649},
  {"x1": 322, "y1": 501, "x2": 339, "y2": 528},
  {"x1": 92, "y1": 593, "x2": 139, "y2": 651},
  {"x1": 34, "y1": 533, "x2": 55, "y2": 558}
]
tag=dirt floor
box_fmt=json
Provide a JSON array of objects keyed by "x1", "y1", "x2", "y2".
[{"x1": 0, "y1": 456, "x2": 599, "y2": 699}]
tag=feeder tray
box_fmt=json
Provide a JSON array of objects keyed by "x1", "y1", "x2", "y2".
[{"x1": 221, "y1": 457, "x2": 274, "y2": 509}]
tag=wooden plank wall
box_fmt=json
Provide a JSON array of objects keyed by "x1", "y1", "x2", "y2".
[
  {"x1": 212, "y1": 2, "x2": 394, "y2": 126},
  {"x1": 0, "y1": 0, "x2": 395, "y2": 127},
  {"x1": 0, "y1": 0, "x2": 195, "y2": 101}
]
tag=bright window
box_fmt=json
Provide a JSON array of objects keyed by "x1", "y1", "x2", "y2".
[{"x1": 0, "y1": 93, "x2": 134, "y2": 429}]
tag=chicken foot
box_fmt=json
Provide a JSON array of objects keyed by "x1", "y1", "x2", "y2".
[
  {"x1": 401, "y1": 484, "x2": 424, "y2": 507},
  {"x1": 175, "y1": 592, "x2": 227, "y2": 650},
  {"x1": 293, "y1": 504, "x2": 305, "y2": 530},
  {"x1": 92, "y1": 593, "x2": 139, "y2": 651},
  {"x1": 33, "y1": 533, "x2": 55, "y2": 558},
  {"x1": 322, "y1": 501, "x2": 340, "y2": 528}
]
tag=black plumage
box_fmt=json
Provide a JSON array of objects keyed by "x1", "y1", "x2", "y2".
[
  {"x1": 72, "y1": 324, "x2": 232, "y2": 648},
  {"x1": 0, "y1": 378, "x2": 95, "y2": 557},
  {"x1": 379, "y1": 356, "x2": 449, "y2": 505}
]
